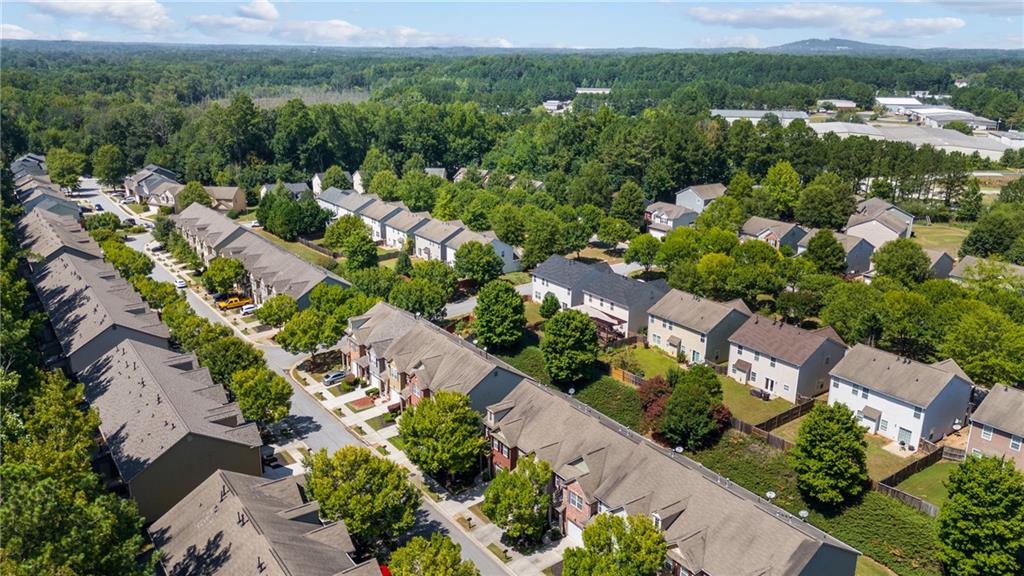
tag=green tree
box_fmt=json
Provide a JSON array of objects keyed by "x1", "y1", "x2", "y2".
[
  {"x1": 410, "y1": 260, "x2": 458, "y2": 300},
  {"x1": 958, "y1": 178, "x2": 983, "y2": 222},
  {"x1": 695, "y1": 195, "x2": 745, "y2": 232},
  {"x1": 821, "y1": 282, "x2": 882, "y2": 345},
  {"x1": 761, "y1": 161, "x2": 801, "y2": 219},
  {"x1": 805, "y1": 229, "x2": 848, "y2": 274},
  {"x1": 961, "y1": 203, "x2": 1024, "y2": 258},
  {"x1": 201, "y1": 257, "x2": 246, "y2": 293},
  {"x1": 343, "y1": 228, "x2": 379, "y2": 270},
  {"x1": 359, "y1": 146, "x2": 394, "y2": 189},
  {"x1": 659, "y1": 376, "x2": 719, "y2": 450},
  {"x1": 877, "y1": 290, "x2": 939, "y2": 360},
  {"x1": 321, "y1": 165, "x2": 352, "y2": 190},
  {"x1": 944, "y1": 120, "x2": 974, "y2": 135},
  {"x1": 794, "y1": 172, "x2": 855, "y2": 230},
  {"x1": 938, "y1": 455, "x2": 1024, "y2": 576},
  {"x1": 398, "y1": 391, "x2": 487, "y2": 481},
  {"x1": 91, "y1": 144, "x2": 129, "y2": 188},
  {"x1": 305, "y1": 446, "x2": 420, "y2": 549},
  {"x1": 454, "y1": 241, "x2": 503, "y2": 286},
  {"x1": 388, "y1": 278, "x2": 448, "y2": 320},
  {"x1": 395, "y1": 250, "x2": 413, "y2": 276},
  {"x1": 347, "y1": 266, "x2": 399, "y2": 298},
  {"x1": 323, "y1": 214, "x2": 368, "y2": 251},
  {"x1": 133, "y1": 277, "x2": 181, "y2": 309},
  {"x1": 473, "y1": 280, "x2": 525, "y2": 349},
  {"x1": 101, "y1": 240, "x2": 154, "y2": 279},
  {"x1": 177, "y1": 181, "x2": 213, "y2": 210},
  {"x1": 872, "y1": 238, "x2": 931, "y2": 285},
  {"x1": 790, "y1": 403, "x2": 868, "y2": 506},
  {"x1": 568, "y1": 160, "x2": 613, "y2": 208},
  {"x1": 388, "y1": 534, "x2": 480, "y2": 576},
  {"x1": 197, "y1": 335, "x2": 263, "y2": 386},
  {"x1": 999, "y1": 178, "x2": 1024, "y2": 204},
  {"x1": 482, "y1": 455, "x2": 553, "y2": 544},
  {"x1": 490, "y1": 204, "x2": 526, "y2": 246},
  {"x1": 610, "y1": 180, "x2": 645, "y2": 226},
  {"x1": 563, "y1": 514, "x2": 667, "y2": 576},
  {"x1": 369, "y1": 170, "x2": 401, "y2": 201},
  {"x1": 254, "y1": 294, "x2": 298, "y2": 327},
  {"x1": 229, "y1": 366, "x2": 292, "y2": 423},
  {"x1": 541, "y1": 310, "x2": 598, "y2": 383},
  {"x1": 46, "y1": 147, "x2": 86, "y2": 190},
  {"x1": 625, "y1": 233, "x2": 660, "y2": 272},
  {"x1": 277, "y1": 308, "x2": 340, "y2": 361},
  {"x1": 597, "y1": 216, "x2": 636, "y2": 246},
  {"x1": 938, "y1": 304, "x2": 1024, "y2": 387},
  {"x1": 539, "y1": 292, "x2": 561, "y2": 319}
]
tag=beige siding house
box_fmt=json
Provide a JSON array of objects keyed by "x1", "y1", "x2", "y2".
[{"x1": 648, "y1": 289, "x2": 751, "y2": 365}]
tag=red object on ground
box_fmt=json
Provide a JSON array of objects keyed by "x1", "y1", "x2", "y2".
[
  {"x1": 379, "y1": 564, "x2": 391, "y2": 576},
  {"x1": 349, "y1": 396, "x2": 374, "y2": 410}
]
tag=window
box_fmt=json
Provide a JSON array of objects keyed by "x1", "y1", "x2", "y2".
[
  {"x1": 880, "y1": 420, "x2": 888, "y2": 432},
  {"x1": 783, "y1": 384, "x2": 790, "y2": 392},
  {"x1": 568, "y1": 491, "x2": 584, "y2": 511},
  {"x1": 852, "y1": 384, "x2": 860, "y2": 395},
  {"x1": 754, "y1": 351, "x2": 761, "y2": 361},
  {"x1": 972, "y1": 449, "x2": 983, "y2": 457},
  {"x1": 535, "y1": 292, "x2": 541, "y2": 300},
  {"x1": 662, "y1": 320, "x2": 668, "y2": 329},
  {"x1": 832, "y1": 380, "x2": 839, "y2": 389},
  {"x1": 770, "y1": 357, "x2": 776, "y2": 368},
  {"x1": 862, "y1": 388, "x2": 868, "y2": 399},
  {"x1": 653, "y1": 334, "x2": 662, "y2": 345},
  {"x1": 1011, "y1": 436, "x2": 1022, "y2": 451},
  {"x1": 913, "y1": 407, "x2": 923, "y2": 420},
  {"x1": 492, "y1": 438, "x2": 499, "y2": 450},
  {"x1": 501, "y1": 444, "x2": 510, "y2": 458},
  {"x1": 651, "y1": 513, "x2": 662, "y2": 530},
  {"x1": 737, "y1": 346, "x2": 744, "y2": 356},
  {"x1": 699, "y1": 334, "x2": 706, "y2": 343},
  {"x1": 982, "y1": 425, "x2": 993, "y2": 441},
  {"x1": 750, "y1": 371, "x2": 758, "y2": 382},
  {"x1": 692, "y1": 350, "x2": 702, "y2": 363}
]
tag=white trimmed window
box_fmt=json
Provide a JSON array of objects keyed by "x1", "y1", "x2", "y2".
[
  {"x1": 981, "y1": 425, "x2": 993, "y2": 441},
  {"x1": 568, "y1": 491, "x2": 584, "y2": 511},
  {"x1": 913, "y1": 407, "x2": 923, "y2": 420},
  {"x1": 769, "y1": 357, "x2": 776, "y2": 368},
  {"x1": 1011, "y1": 436, "x2": 1022, "y2": 451},
  {"x1": 880, "y1": 420, "x2": 888, "y2": 432},
  {"x1": 832, "y1": 380, "x2": 839, "y2": 389}
]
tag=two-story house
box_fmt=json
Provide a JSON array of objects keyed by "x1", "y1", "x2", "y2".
[
  {"x1": 259, "y1": 182, "x2": 310, "y2": 199},
  {"x1": 413, "y1": 219, "x2": 464, "y2": 263},
  {"x1": 674, "y1": 183, "x2": 726, "y2": 214},
  {"x1": 728, "y1": 317, "x2": 847, "y2": 403},
  {"x1": 316, "y1": 187, "x2": 354, "y2": 219},
  {"x1": 924, "y1": 249, "x2": 955, "y2": 280},
  {"x1": 576, "y1": 274, "x2": 669, "y2": 339},
  {"x1": 124, "y1": 164, "x2": 179, "y2": 203},
  {"x1": 530, "y1": 255, "x2": 613, "y2": 310},
  {"x1": 357, "y1": 199, "x2": 406, "y2": 243},
  {"x1": 383, "y1": 208, "x2": 430, "y2": 250},
  {"x1": 796, "y1": 229, "x2": 875, "y2": 275},
  {"x1": 740, "y1": 216, "x2": 808, "y2": 251},
  {"x1": 968, "y1": 385, "x2": 1024, "y2": 470},
  {"x1": 647, "y1": 289, "x2": 751, "y2": 365},
  {"x1": 644, "y1": 202, "x2": 696, "y2": 240},
  {"x1": 484, "y1": 380, "x2": 860, "y2": 575},
  {"x1": 829, "y1": 345, "x2": 973, "y2": 449},
  {"x1": 334, "y1": 191, "x2": 379, "y2": 219},
  {"x1": 844, "y1": 198, "x2": 914, "y2": 248},
  {"x1": 341, "y1": 302, "x2": 419, "y2": 398},
  {"x1": 444, "y1": 228, "x2": 520, "y2": 273}
]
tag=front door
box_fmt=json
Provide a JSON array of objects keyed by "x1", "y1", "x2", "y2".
[
  {"x1": 765, "y1": 377, "x2": 775, "y2": 392},
  {"x1": 898, "y1": 427, "x2": 912, "y2": 446}
]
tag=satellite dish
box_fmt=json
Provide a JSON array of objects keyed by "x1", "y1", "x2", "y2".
[
  {"x1": 674, "y1": 446, "x2": 684, "y2": 454},
  {"x1": 568, "y1": 388, "x2": 576, "y2": 395},
  {"x1": 766, "y1": 491, "x2": 776, "y2": 501},
  {"x1": 798, "y1": 510, "x2": 809, "y2": 521}
]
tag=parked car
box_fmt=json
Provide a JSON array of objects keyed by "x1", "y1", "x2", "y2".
[
  {"x1": 248, "y1": 220, "x2": 262, "y2": 228},
  {"x1": 149, "y1": 242, "x2": 164, "y2": 252},
  {"x1": 124, "y1": 218, "x2": 137, "y2": 226},
  {"x1": 94, "y1": 204, "x2": 104, "y2": 211},
  {"x1": 240, "y1": 304, "x2": 258, "y2": 316},
  {"x1": 173, "y1": 278, "x2": 187, "y2": 289},
  {"x1": 323, "y1": 371, "x2": 347, "y2": 384},
  {"x1": 218, "y1": 296, "x2": 253, "y2": 311},
  {"x1": 141, "y1": 221, "x2": 155, "y2": 229}
]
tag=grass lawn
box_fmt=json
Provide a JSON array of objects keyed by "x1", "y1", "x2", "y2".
[
  {"x1": 574, "y1": 246, "x2": 623, "y2": 264},
  {"x1": 411, "y1": 477, "x2": 441, "y2": 502},
  {"x1": 468, "y1": 502, "x2": 491, "y2": 525},
  {"x1": 366, "y1": 412, "x2": 397, "y2": 431},
  {"x1": 501, "y1": 271, "x2": 531, "y2": 285},
  {"x1": 772, "y1": 415, "x2": 805, "y2": 443},
  {"x1": 486, "y1": 542, "x2": 511, "y2": 563},
  {"x1": 866, "y1": 435, "x2": 922, "y2": 481},
  {"x1": 497, "y1": 333, "x2": 550, "y2": 385},
  {"x1": 325, "y1": 385, "x2": 344, "y2": 397},
  {"x1": 236, "y1": 212, "x2": 257, "y2": 222},
  {"x1": 524, "y1": 301, "x2": 544, "y2": 325},
  {"x1": 912, "y1": 223, "x2": 970, "y2": 254},
  {"x1": 690, "y1": 431, "x2": 942, "y2": 576},
  {"x1": 720, "y1": 376, "x2": 792, "y2": 424},
  {"x1": 896, "y1": 461, "x2": 957, "y2": 507},
  {"x1": 388, "y1": 434, "x2": 408, "y2": 452},
  {"x1": 128, "y1": 202, "x2": 149, "y2": 214},
  {"x1": 253, "y1": 229, "x2": 340, "y2": 269},
  {"x1": 858, "y1": 556, "x2": 897, "y2": 576},
  {"x1": 631, "y1": 346, "x2": 678, "y2": 379},
  {"x1": 575, "y1": 376, "x2": 643, "y2": 431}
]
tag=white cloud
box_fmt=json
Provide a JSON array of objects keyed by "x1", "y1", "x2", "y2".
[
  {"x1": 1, "y1": 24, "x2": 37, "y2": 40},
  {"x1": 30, "y1": 0, "x2": 173, "y2": 32},
  {"x1": 931, "y1": 1, "x2": 1023, "y2": 16},
  {"x1": 843, "y1": 16, "x2": 966, "y2": 38},
  {"x1": 688, "y1": 3, "x2": 882, "y2": 28},
  {"x1": 238, "y1": 0, "x2": 278, "y2": 21},
  {"x1": 696, "y1": 34, "x2": 764, "y2": 48},
  {"x1": 189, "y1": 10, "x2": 512, "y2": 48}
]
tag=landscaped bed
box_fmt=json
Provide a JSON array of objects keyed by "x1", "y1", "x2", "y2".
[
  {"x1": 365, "y1": 411, "x2": 397, "y2": 431},
  {"x1": 895, "y1": 460, "x2": 958, "y2": 507},
  {"x1": 344, "y1": 396, "x2": 375, "y2": 413},
  {"x1": 690, "y1": 431, "x2": 941, "y2": 576},
  {"x1": 325, "y1": 385, "x2": 344, "y2": 397}
]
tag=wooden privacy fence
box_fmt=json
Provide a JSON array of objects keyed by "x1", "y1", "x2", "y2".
[
  {"x1": 872, "y1": 482, "x2": 940, "y2": 517},
  {"x1": 729, "y1": 417, "x2": 795, "y2": 451},
  {"x1": 879, "y1": 444, "x2": 943, "y2": 486},
  {"x1": 755, "y1": 397, "x2": 819, "y2": 431},
  {"x1": 942, "y1": 445, "x2": 966, "y2": 462},
  {"x1": 296, "y1": 237, "x2": 341, "y2": 258},
  {"x1": 609, "y1": 366, "x2": 645, "y2": 388}
]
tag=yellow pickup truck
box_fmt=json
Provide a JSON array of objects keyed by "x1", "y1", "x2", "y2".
[{"x1": 217, "y1": 296, "x2": 253, "y2": 311}]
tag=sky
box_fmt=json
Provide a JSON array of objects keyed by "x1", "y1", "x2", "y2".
[{"x1": 0, "y1": 1, "x2": 1021, "y2": 50}]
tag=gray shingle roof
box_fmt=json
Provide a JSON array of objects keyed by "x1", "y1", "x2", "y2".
[
  {"x1": 488, "y1": 381, "x2": 857, "y2": 575},
  {"x1": 150, "y1": 471, "x2": 378, "y2": 576},
  {"x1": 830, "y1": 344, "x2": 972, "y2": 408},
  {"x1": 32, "y1": 254, "x2": 169, "y2": 359},
  {"x1": 676, "y1": 183, "x2": 726, "y2": 201},
  {"x1": 263, "y1": 182, "x2": 310, "y2": 196},
  {"x1": 335, "y1": 192, "x2": 379, "y2": 214},
  {"x1": 446, "y1": 228, "x2": 498, "y2": 252},
  {"x1": 729, "y1": 316, "x2": 845, "y2": 367},
  {"x1": 531, "y1": 254, "x2": 613, "y2": 289},
  {"x1": 797, "y1": 229, "x2": 872, "y2": 253},
  {"x1": 348, "y1": 300, "x2": 420, "y2": 352},
  {"x1": 19, "y1": 190, "x2": 82, "y2": 218},
  {"x1": 950, "y1": 255, "x2": 1024, "y2": 281},
  {"x1": 76, "y1": 340, "x2": 260, "y2": 482},
  {"x1": 16, "y1": 209, "x2": 102, "y2": 262},
  {"x1": 175, "y1": 202, "x2": 247, "y2": 251},
  {"x1": 741, "y1": 216, "x2": 805, "y2": 241},
  {"x1": 414, "y1": 218, "x2": 464, "y2": 243},
  {"x1": 360, "y1": 200, "x2": 405, "y2": 222},
  {"x1": 845, "y1": 198, "x2": 912, "y2": 235},
  {"x1": 646, "y1": 201, "x2": 695, "y2": 220},
  {"x1": 579, "y1": 272, "x2": 669, "y2": 311},
  {"x1": 971, "y1": 385, "x2": 1024, "y2": 438},
  {"x1": 648, "y1": 289, "x2": 751, "y2": 334},
  {"x1": 317, "y1": 186, "x2": 353, "y2": 207},
  {"x1": 384, "y1": 208, "x2": 430, "y2": 233}
]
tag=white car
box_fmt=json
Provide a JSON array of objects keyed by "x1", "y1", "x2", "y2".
[
  {"x1": 173, "y1": 279, "x2": 187, "y2": 289},
  {"x1": 240, "y1": 304, "x2": 258, "y2": 316}
]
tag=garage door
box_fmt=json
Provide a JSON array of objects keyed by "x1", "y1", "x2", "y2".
[{"x1": 565, "y1": 519, "x2": 584, "y2": 543}]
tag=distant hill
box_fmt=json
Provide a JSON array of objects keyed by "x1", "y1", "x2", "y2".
[{"x1": 761, "y1": 37, "x2": 1024, "y2": 60}]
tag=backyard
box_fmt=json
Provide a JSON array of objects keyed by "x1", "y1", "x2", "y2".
[
  {"x1": 911, "y1": 223, "x2": 970, "y2": 254},
  {"x1": 773, "y1": 421, "x2": 926, "y2": 482},
  {"x1": 720, "y1": 376, "x2": 793, "y2": 424},
  {"x1": 602, "y1": 344, "x2": 678, "y2": 380},
  {"x1": 895, "y1": 461, "x2": 958, "y2": 507}
]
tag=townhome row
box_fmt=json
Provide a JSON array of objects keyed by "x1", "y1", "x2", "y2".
[
  {"x1": 317, "y1": 186, "x2": 520, "y2": 273},
  {"x1": 175, "y1": 203, "x2": 347, "y2": 308},
  {"x1": 12, "y1": 156, "x2": 380, "y2": 576},
  {"x1": 339, "y1": 300, "x2": 862, "y2": 575}
]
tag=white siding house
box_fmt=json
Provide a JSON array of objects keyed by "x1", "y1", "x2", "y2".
[
  {"x1": 383, "y1": 209, "x2": 430, "y2": 250},
  {"x1": 645, "y1": 202, "x2": 696, "y2": 239},
  {"x1": 444, "y1": 229, "x2": 520, "y2": 273},
  {"x1": 674, "y1": 183, "x2": 726, "y2": 215},
  {"x1": 844, "y1": 198, "x2": 913, "y2": 248},
  {"x1": 530, "y1": 255, "x2": 614, "y2": 309},
  {"x1": 413, "y1": 219, "x2": 464, "y2": 263},
  {"x1": 315, "y1": 187, "x2": 352, "y2": 219},
  {"x1": 358, "y1": 200, "x2": 405, "y2": 243},
  {"x1": 828, "y1": 345, "x2": 973, "y2": 449}
]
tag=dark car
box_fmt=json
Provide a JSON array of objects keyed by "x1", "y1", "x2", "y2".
[
  {"x1": 94, "y1": 204, "x2": 104, "y2": 211},
  {"x1": 124, "y1": 218, "x2": 136, "y2": 226}
]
